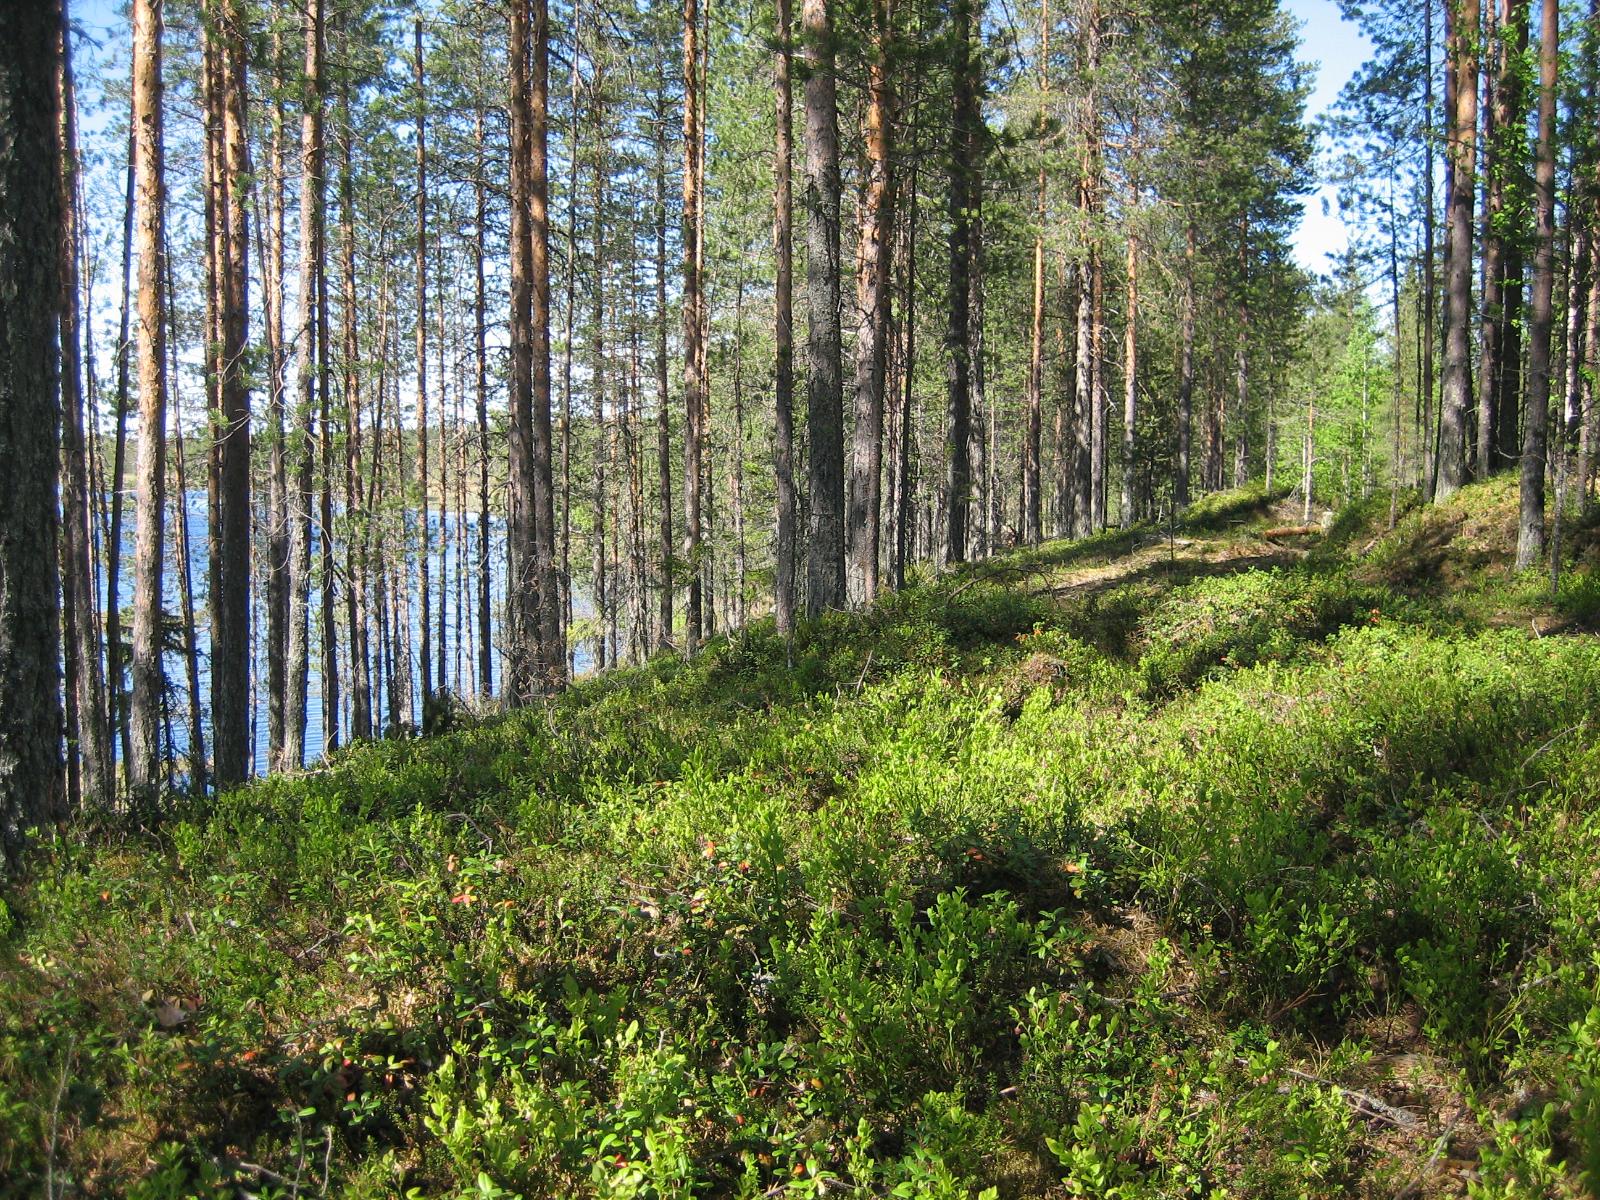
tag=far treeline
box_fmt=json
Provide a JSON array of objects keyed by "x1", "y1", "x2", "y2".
[{"x1": 0, "y1": 0, "x2": 1596, "y2": 865}]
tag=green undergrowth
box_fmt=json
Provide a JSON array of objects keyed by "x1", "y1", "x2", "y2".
[{"x1": 4, "y1": 482, "x2": 1599, "y2": 1198}]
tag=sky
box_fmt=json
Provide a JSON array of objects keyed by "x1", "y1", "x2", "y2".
[
  {"x1": 71, "y1": 0, "x2": 1376, "y2": 284},
  {"x1": 1285, "y1": 0, "x2": 1375, "y2": 279}
]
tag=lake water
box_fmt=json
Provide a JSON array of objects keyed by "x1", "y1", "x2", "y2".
[{"x1": 103, "y1": 493, "x2": 594, "y2": 780}]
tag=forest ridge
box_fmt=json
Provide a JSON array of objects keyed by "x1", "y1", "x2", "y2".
[
  {"x1": 1, "y1": 0, "x2": 1591, "y2": 826},
  {"x1": 3, "y1": 0, "x2": 1600, "y2": 1192}
]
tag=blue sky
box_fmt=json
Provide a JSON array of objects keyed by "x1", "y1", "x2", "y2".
[
  {"x1": 1285, "y1": 0, "x2": 1374, "y2": 278},
  {"x1": 72, "y1": 0, "x2": 1373, "y2": 279}
]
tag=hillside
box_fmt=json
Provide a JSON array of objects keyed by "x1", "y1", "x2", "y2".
[{"x1": 4, "y1": 479, "x2": 1600, "y2": 1199}]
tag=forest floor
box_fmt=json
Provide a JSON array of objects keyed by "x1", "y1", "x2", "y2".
[{"x1": 5, "y1": 476, "x2": 1600, "y2": 1199}]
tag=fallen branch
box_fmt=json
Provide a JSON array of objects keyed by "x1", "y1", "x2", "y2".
[
  {"x1": 1236, "y1": 1058, "x2": 1422, "y2": 1131},
  {"x1": 1261, "y1": 525, "x2": 1321, "y2": 539},
  {"x1": 1281, "y1": 1066, "x2": 1422, "y2": 1130}
]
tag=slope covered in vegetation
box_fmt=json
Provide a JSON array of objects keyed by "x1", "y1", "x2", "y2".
[{"x1": 4, "y1": 481, "x2": 1600, "y2": 1199}]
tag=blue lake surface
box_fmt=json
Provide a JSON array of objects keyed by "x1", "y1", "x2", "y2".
[{"x1": 102, "y1": 492, "x2": 593, "y2": 779}]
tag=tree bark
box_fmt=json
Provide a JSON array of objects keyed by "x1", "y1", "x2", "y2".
[
  {"x1": 473, "y1": 111, "x2": 493, "y2": 698},
  {"x1": 802, "y1": 0, "x2": 845, "y2": 612},
  {"x1": 895, "y1": 153, "x2": 918, "y2": 589},
  {"x1": 1516, "y1": 0, "x2": 1556, "y2": 568},
  {"x1": 1493, "y1": 4, "x2": 1529, "y2": 468},
  {"x1": 1421, "y1": 3, "x2": 1438, "y2": 493},
  {"x1": 654, "y1": 67, "x2": 675, "y2": 652},
  {"x1": 409, "y1": 18, "x2": 433, "y2": 724},
  {"x1": 1121, "y1": 176, "x2": 1139, "y2": 527},
  {"x1": 506, "y1": 0, "x2": 538, "y2": 702},
  {"x1": 1436, "y1": 0, "x2": 1479, "y2": 499},
  {"x1": 529, "y1": 0, "x2": 560, "y2": 690},
  {"x1": 846, "y1": 0, "x2": 893, "y2": 606},
  {"x1": 1176, "y1": 220, "x2": 1195, "y2": 508},
  {"x1": 262, "y1": 8, "x2": 289, "y2": 768},
  {"x1": 106, "y1": 128, "x2": 136, "y2": 781},
  {"x1": 206, "y1": 0, "x2": 252, "y2": 784},
  {"x1": 773, "y1": 0, "x2": 798, "y2": 634},
  {"x1": 1023, "y1": 0, "x2": 1048, "y2": 545},
  {"x1": 0, "y1": 0, "x2": 67, "y2": 863},
  {"x1": 943, "y1": 0, "x2": 976, "y2": 565},
  {"x1": 128, "y1": 0, "x2": 168, "y2": 797},
  {"x1": 682, "y1": 0, "x2": 707, "y2": 646},
  {"x1": 730, "y1": 275, "x2": 749, "y2": 625},
  {"x1": 57, "y1": 3, "x2": 110, "y2": 808},
  {"x1": 592, "y1": 117, "x2": 610, "y2": 671},
  {"x1": 165, "y1": 261, "x2": 207, "y2": 793},
  {"x1": 281, "y1": 0, "x2": 324, "y2": 767}
]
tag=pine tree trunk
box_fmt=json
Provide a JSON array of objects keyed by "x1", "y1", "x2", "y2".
[
  {"x1": 264, "y1": 10, "x2": 289, "y2": 768},
  {"x1": 1073, "y1": 248, "x2": 1093, "y2": 535},
  {"x1": 167, "y1": 263, "x2": 207, "y2": 794},
  {"x1": 320, "y1": 135, "x2": 338, "y2": 752},
  {"x1": 1421, "y1": 4, "x2": 1438, "y2": 493},
  {"x1": 1, "y1": 0, "x2": 67, "y2": 863},
  {"x1": 506, "y1": 0, "x2": 538, "y2": 703},
  {"x1": 1516, "y1": 0, "x2": 1556, "y2": 569},
  {"x1": 561, "y1": 20, "x2": 581, "y2": 668},
  {"x1": 1121, "y1": 189, "x2": 1139, "y2": 528},
  {"x1": 206, "y1": 0, "x2": 252, "y2": 785},
  {"x1": 943, "y1": 0, "x2": 975, "y2": 565},
  {"x1": 105, "y1": 128, "x2": 136, "y2": 787},
  {"x1": 696, "y1": 4, "x2": 714, "y2": 637},
  {"x1": 1054, "y1": 260, "x2": 1074, "y2": 534},
  {"x1": 434, "y1": 233, "x2": 448, "y2": 698},
  {"x1": 592, "y1": 138, "x2": 610, "y2": 672},
  {"x1": 1475, "y1": 0, "x2": 1506, "y2": 477},
  {"x1": 1493, "y1": 5, "x2": 1529, "y2": 468},
  {"x1": 57, "y1": 6, "x2": 111, "y2": 808},
  {"x1": 846, "y1": 0, "x2": 893, "y2": 606},
  {"x1": 340, "y1": 70, "x2": 370, "y2": 740},
  {"x1": 1176, "y1": 220, "x2": 1195, "y2": 508},
  {"x1": 410, "y1": 18, "x2": 433, "y2": 724},
  {"x1": 731, "y1": 276, "x2": 748, "y2": 626},
  {"x1": 1582, "y1": 146, "x2": 1600, "y2": 513},
  {"x1": 682, "y1": 0, "x2": 706, "y2": 646},
  {"x1": 654, "y1": 75, "x2": 675, "y2": 651},
  {"x1": 1083, "y1": 3, "x2": 1105, "y2": 531},
  {"x1": 895, "y1": 155, "x2": 919, "y2": 588},
  {"x1": 473, "y1": 111, "x2": 493, "y2": 699},
  {"x1": 1436, "y1": 0, "x2": 1479, "y2": 499},
  {"x1": 529, "y1": 0, "x2": 560, "y2": 691},
  {"x1": 626, "y1": 286, "x2": 648, "y2": 657},
  {"x1": 773, "y1": 0, "x2": 798, "y2": 633},
  {"x1": 128, "y1": 0, "x2": 168, "y2": 798},
  {"x1": 802, "y1": 0, "x2": 845, "y2": 610},
  {"x1": 1023, "y1": 0, "x2": 1048, "y2": 545},
  {"x1": 972, "y1": 231, "x2": 990, "y2": 558}
]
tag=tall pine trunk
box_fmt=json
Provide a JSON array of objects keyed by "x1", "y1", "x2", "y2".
[
  {"x1": 802, "y1": 0, "x2": 844, "y2": 612},
  {"x1": 682, "y1": 0, "x2": 707, "y2": 647},
  {"x1": 208, "y1": 0, "x2": 252, "y2": 785},
  {"x1": 0, "y1": 0, "x2": 67, "y2": 863},
  {"x1": 772, "y1": 0, "x2": 797, "y2": 634},
  {"x1": 128, "y1": 0, "x2": 168, "y2": 798},
  {"x1": 412, "y1": 18, "x2": 432, "y2": 720},
  {"x1": 57, "y1": 5, "x2": 111, "y2": 808},
  {"x1": 654, "y1": 70, "x2": 675, "y2": 652},
  {"x1": 529, "y1": 0, "x2": 560, "y2": 690},
  {"x1": 474, "y1": 112, "x2": 493, "y2": 698},
  {"x1": 846, "y1": 0, "x2": 893, "y2": 606},
  {"x1": 506, "y1": 0, "x2": 538, "y2": 702},
  {"x1": 1176, "y1": 220, "x2": 1195, "y2": 508},
  {"x1": 943, "y1": 0, "x2": 975, "y2": 565},
  {"x1": 1516, "y1": 0, "x2": 1556, "y2": 568},
  {"x1": 1436, "y1": 0, "x2": 1479, "y2": 499}
]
